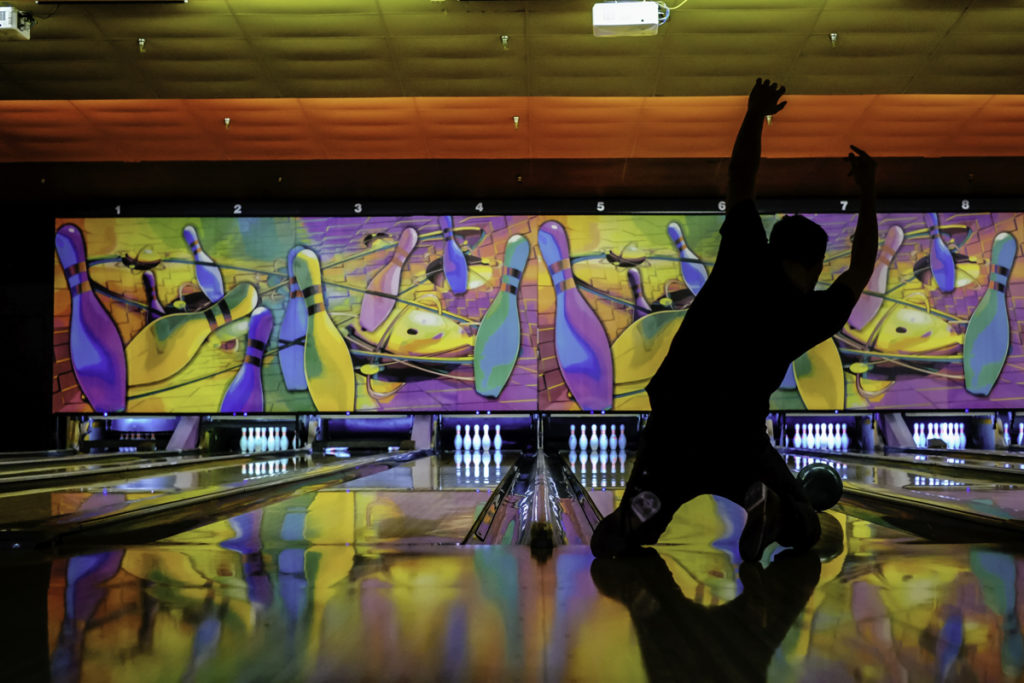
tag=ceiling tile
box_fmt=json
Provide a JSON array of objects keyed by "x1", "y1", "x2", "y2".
[
  {"x1": 813, "y1": 9, "x2": 962, "y2": 33},
  {"x1": 234, "y1": 13, "x2": 387, "y2": 38},
  {"x1": 667, "y1": 9, "x2": 823, "y2": 34}
]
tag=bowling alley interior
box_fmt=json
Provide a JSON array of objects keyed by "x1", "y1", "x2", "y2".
[{"x1": 3, "y1": 0, "x2": 1024, "y2": 681}]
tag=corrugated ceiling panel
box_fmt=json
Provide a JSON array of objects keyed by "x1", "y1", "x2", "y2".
[
  {"x1": 234, "y1": 13, "x2": 387, "y2": 38},
  {"x1": 0, "y1": 95, "x2": 1020, "y2": 162}
]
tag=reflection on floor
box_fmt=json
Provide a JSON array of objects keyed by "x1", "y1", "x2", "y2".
[{"x1": 27, "y1": 478, "x2": 1024, "y2": 683}]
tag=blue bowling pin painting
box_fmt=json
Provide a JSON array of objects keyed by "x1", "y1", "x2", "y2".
[{"x1": 53, "y1": 211, "x2": 1024, "y2": 414}]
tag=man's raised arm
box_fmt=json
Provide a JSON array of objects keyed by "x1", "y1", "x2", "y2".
[
  {"x1": 835, "y1": 145, "x2": 878, "y2": 296},
  {"x1": 727, "y1": 78, "x2": 787, "y2": 208}
]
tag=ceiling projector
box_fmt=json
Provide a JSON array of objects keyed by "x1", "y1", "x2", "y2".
[
  {"x1": 592, "y1": 1, "x2": 659, "y2": 37},
  {"x1": 0, "y1": 5, "x2": 30, "y2": 40}
]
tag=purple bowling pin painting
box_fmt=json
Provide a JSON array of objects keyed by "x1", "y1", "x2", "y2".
[{"x1": 55, "y1": 224, "x2": 127, "y2": 412}]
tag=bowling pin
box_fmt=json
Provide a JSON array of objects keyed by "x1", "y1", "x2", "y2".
[
  {"x1": 220, "y1": 307, "x2": 273, "y2": 413},
  {"x1": 590, "y1": 424, "x2": 598, "y2": 450},
  {"x1": 292, "y1": 249, "x2": 356, "y2": 411},
  {"x1": 55, "y1": 224, "x2": 127, "y2": 412},
  {"x1": 440, "y1": 216, "x2": 469, "y2": 294},
  {"x1": 964, "y1": 231, "x2": 1017, "y2": 396},
  {"x1": 359, "y1": 227, "x2": 419, "y2": 332},
  {"x1": 608, "y1": 426, "x2": 618, "y2": 451},
  {"x1": 666, "y1": 221, "x2": 708, "y2": 295},
  {"x1": 472, "y1": 424, "x2": 481, "y2": 450},
  {"x1": 278, "y1": 246, "x2": 309, "y2": 391},
  {"x1": 125, "y1": 283, "x2": 259, "y2": 385},
  {"x1": 474, "y1": 234, "x2": 530, "y2": 397},
  {"x1": 182, "y1": 225, "x2": 225, "y2": 302},
  {"x1": 537, "y1": 221, "x2": 614, "y2": 410},
  {"x1": 579, "y1": 425, "x2": 589, "y2": 451},
  {"x1": 618, "y1": 424, "x2": 626, "y2": 451},
  {"x1": 569, "y1": 424, "x2": 578, "y2": 451},
  {"x1": 240, "y1": 427, "x2": 249, "y2": 453},
  {"x1": 493, "y1": 425, "x2": 503, "y2": 451},
  {"x1": 142, "y1": 271, "x2": 165, "y2": 323},
  {"x1": 626, "y1": 268, "x2": 652, "y2": 320},
  {"x1": 925, "y1": 213, "x2": 956, "y2": 293},
  {"x1": 454, "y1": 424, "x2": 464, "y2": 451},
  {"x1": 598, "y1": 424, "x2": 608, "y2": 450},
  {"x1": 793, "y1": 424, "x2": 802, "y2": 448},
  {"x1": 848, "y1": 225, "x2": 903, "y2": 329},
  {"x1": 482, "y1": 424, "x2": 491, "y2": 451}
]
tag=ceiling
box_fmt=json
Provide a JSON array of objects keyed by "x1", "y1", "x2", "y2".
[
  {"x1": 0, "y1": 0, "x2": 1022, "y2": 167},
  {"x1": 3, "y1": 0, "x2": 1024, "y2": 99}
]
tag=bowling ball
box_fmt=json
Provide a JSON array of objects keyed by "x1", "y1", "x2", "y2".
[{"x1": 797, "y1": 463, "x2": 843, "y2": 511}]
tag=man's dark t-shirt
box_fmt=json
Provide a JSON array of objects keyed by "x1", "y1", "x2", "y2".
[{"x1": 645, "y1": 200, "x2": 858, "y2": 442}]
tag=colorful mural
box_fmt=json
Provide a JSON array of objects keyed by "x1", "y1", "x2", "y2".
[{"x1": 53, "y1": 211, "x2": 1024, "y2": 414}]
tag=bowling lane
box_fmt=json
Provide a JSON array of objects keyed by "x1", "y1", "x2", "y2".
[
  {"x1": 25, "y1": 465, "x2": 1024, "y2": 683},
  {"x1": 780, "y1": 450, "x2": 1024, "y2": 536},
  {"x1": 0, "y1": 448, "x2": 442, "y2": 549},
  {"x1": 0, "y1": 449, "x2": 247, "y2": 490}
]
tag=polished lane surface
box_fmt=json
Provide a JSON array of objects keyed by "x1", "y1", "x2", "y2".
[{"x1": 6, "y1": 448, "x2": 1024, "y2": 682}]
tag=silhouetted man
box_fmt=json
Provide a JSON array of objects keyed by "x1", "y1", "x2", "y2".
[{"x1": 591, "y1": 78, "x2": 878, "y2": 562}]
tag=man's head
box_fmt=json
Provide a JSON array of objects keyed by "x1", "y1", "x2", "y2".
[{"x1": 769, "y1": 215, "x2": 827, "y2": 292}]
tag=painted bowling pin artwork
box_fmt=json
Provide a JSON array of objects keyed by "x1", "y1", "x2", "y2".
[
  {"x1": 538, "y1": 220, "x2": 613, "y2": 411},
  {"x1": 474, "y1": 234, "x2": 530, "y2": 398},
  {"x1": 793, "y1": 338, "x2": 845, "y2": 410},
  {"x1": 848, "y1": 225, "x2": 903, "y2": 330},
  {"x1": 54, "y1": 224, "x2": 127, "y2": 412},
  {"x1": 360, "y1": 227, "x2": 419, "y2": 332},
  {"x1": 142, "y1": 271, "x2": 165, "y2": 323},
  {"x1": 125, "y1": 283, "x2": 259, "y2": 385},
  {"x1": 220, "y1": 307, "x2": 273, "y2": 413},
  {"x1": 292, "y1": 248, "x2": 355, "y2": 412},
  {"x1": 182, "y1": 225, "x2": 225, "y2": 302},
  {"x1": 963, "y1": 231, "x2": 1017, "y2": 396},
  {"x1": 278, "y1": 246, "x2": 308, "y2": 391},
  {"x1": 440, "y1": 216, "x2": 469, "y2": 294},
  {"x1": 926, "y1": 213, "x2": 956, "y2": 293},
  {"x1": 666, "y1": 221, "x2": 708, "y2": 295},
  {"x1": 626, "y1": 268, "x2": 651, "y2": 320}
]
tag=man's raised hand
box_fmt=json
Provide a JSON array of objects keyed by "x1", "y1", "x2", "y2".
[
  {"x1": 747, "y1": 78, "x2": 787, "y2": 118},
  {"x1": 846, "y1": 145, "x2": 876, "y2": 192}
]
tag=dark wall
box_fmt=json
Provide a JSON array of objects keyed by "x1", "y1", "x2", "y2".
[
  {"x1": 1, "y1": 206, "x2": 53, "y2": 450},
  {"x1": 1, "y1": 156, "x2": 1018, "y2": 205}
]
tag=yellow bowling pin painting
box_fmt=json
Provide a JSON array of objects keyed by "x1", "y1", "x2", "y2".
[{"x1": 52, "y1": 210, "x2": 1024, "y2": 414}]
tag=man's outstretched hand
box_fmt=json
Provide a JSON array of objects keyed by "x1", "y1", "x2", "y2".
[
  {"x1": 747, "y1": 78, "x2": 787, "y2": 118},
  {"x1": 846, "y1": 145, "x2": 876, "y2": 192}
]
